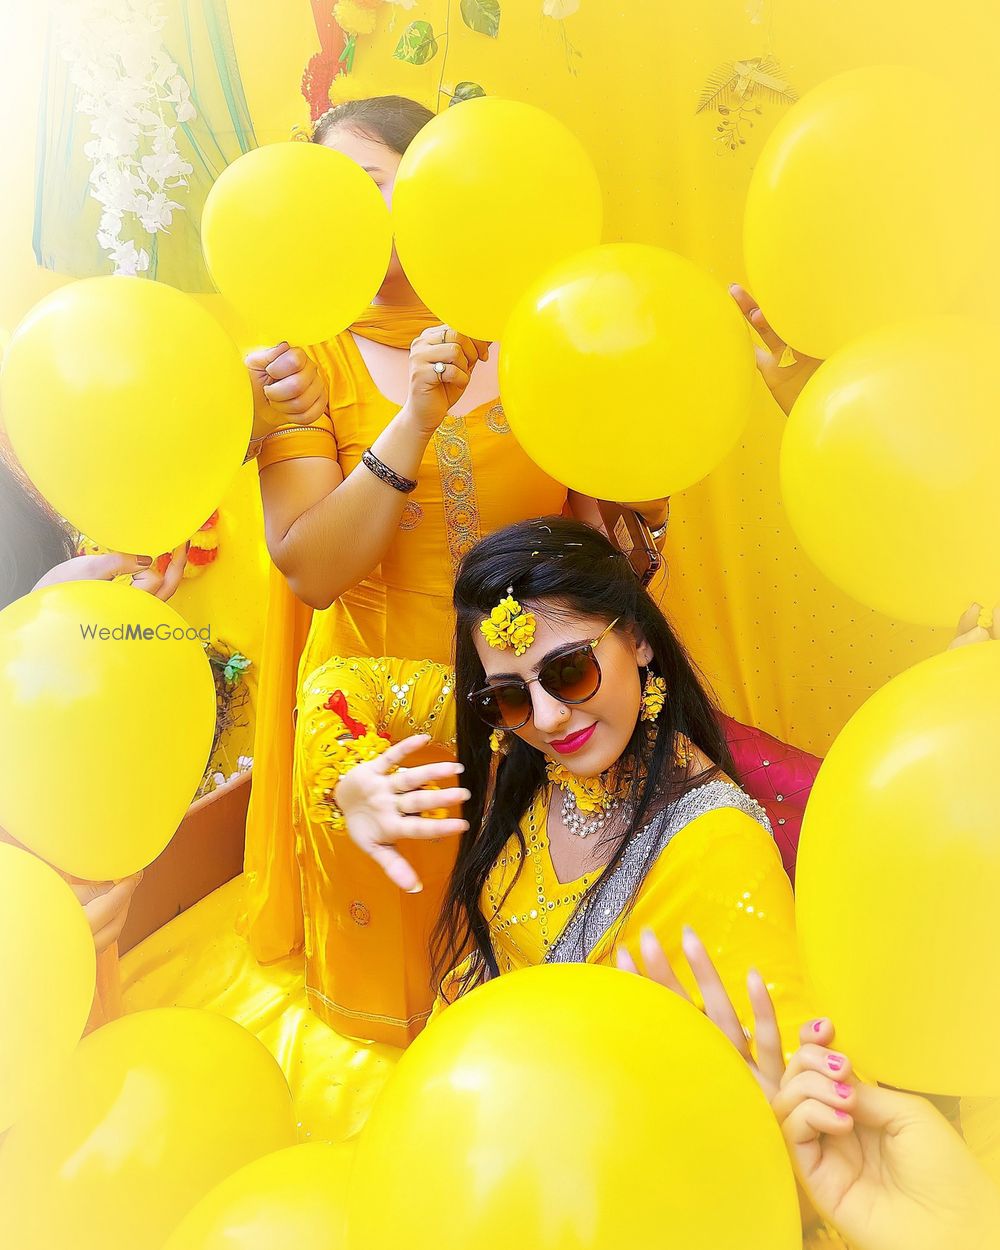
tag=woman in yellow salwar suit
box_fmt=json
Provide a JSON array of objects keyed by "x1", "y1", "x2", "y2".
[
  {"x1": 243, "y1": 97, "x2": 668, "y2": 1035},
  {"x1": 311, "y1": 517, "x2": 815, "y2": 1056}
]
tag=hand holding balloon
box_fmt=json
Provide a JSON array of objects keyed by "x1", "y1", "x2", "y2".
[
  {"x1": 33, "y1": 544, "x2": 189, "y2": 602},
  {"x1": 949, "y1": 602, "x2": 1000, "y2": 650},
  {"x1": 774, "y1": 1022, "x2": 1000, "y2": 1250},
  {"x1": 730, "y1": 284, "x2": 822, "y2": 416},
  {"x1": 402, "y1": 326, "x2": 489, "y2": 436},
  {"x1": 246, "y1": 343, "x2": 328, "y2": 439}
]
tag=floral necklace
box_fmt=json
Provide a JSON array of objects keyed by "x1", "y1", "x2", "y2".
[{"x1": 545, "y1": 759, "x2": 630, "y2": 840}]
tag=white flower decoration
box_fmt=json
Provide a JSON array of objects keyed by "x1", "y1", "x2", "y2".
[{"x1": 56, "y1": 0, "x2": 197, "y2": 276}]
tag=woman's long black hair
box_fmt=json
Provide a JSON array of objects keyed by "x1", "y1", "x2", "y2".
[
  {"x1": 432, "y1": 516, "x2": 737, "y2": 994},
  {"x1": 0, "y1": 451, "x2": 75, "y2": 612}
]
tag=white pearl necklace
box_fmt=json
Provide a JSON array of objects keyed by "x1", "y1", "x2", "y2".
[{"x1": 559, "y1": 784, "x2": 622, "y2": 839}]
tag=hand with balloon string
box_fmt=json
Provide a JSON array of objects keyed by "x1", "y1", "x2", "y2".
[
  {"x1": 33, "y1": 544, "x2": 189, "y2": 602},
  {"x1": 619, "y1": 928, "x2": 1000, "y2": 1250},
  {"x1": 245, "y1": 342, "x2": 328, "y2": 439},
  {"x1": 730, "y1": 284, "x2": 823, "y2": 417},
  {"x1": 402, "y1": 326, "x2": 490, "y2": 437}
]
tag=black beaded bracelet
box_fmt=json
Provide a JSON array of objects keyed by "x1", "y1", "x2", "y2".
[{"x1": 361, "y1": 447, "x2": 418, "y2": 494}]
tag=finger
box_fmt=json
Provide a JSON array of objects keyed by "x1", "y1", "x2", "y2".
[
  {"x1": 245, "y1": 343, "x2": 290, "y2": 371},
  {"x1": 773, "y1": 1070, "x2": 856, "y2": 1121},
  {"x1": 681, "y1": 926, "x2": 749, "y2": 1054},
  {"x1": 367, "y1": 841, "x2": 423, "y2": 894},
  {"x1": 780, "y1": 1099, "x2": 853, "y2": 1152},
  {"x1": 372, "y1": 735, "x2": 433, "y2": 774},
  {"x1": 411, "y1": 342, "x2": 467, "y2": 368},
  {"x1": 747, "y1": 306, "x2": 786, "y2": 354},
  {"x1": 783, "y1": 1042, "x2": 853, "y2": 1085},
  {"x1": 391, "y1": 761, "x2": 464, "y2": 791},
  {"x1": 747, "y1": 969, "x2": 785, "y2": 1086},
  {"x1": 616, "y1": 946, "x2": 640, "y2": 974},
  {"x1": 266, "y1": 377, "x2": 327, "y2": 422},
  {"x1": 949, "y1": 626, "x2": 991, "y2": 650},
  {"x1": 263, "y1": 347, "x2": 310, "y2": 382},
  {"x1": 397, "y1": 815, "x2": 470, "y2": 838},
  {"x1": 638, "y1": 928, "x2": 691, "y2": 1000},
  {"x1": 84, "y1": 552, "x2": 155, "y2": 580},
  {"x1": 437, "y1": 365, "x2": 471, "y2": 396},
  {"x1": 262, "y1": 370, "x2": 321, "y2": 405},
  {"x1": 82, "y1": 875, "x2": 139, "y2": 935},
  {"x1": 153, "y1": 543, "x2": 188, "y2": 601},
  {"x1": 397, "y1": 786, "x2": 471, "y2": 815},
  {"x1": 992, "y1": 605, "x2": 1000, "y2": 641},
  {"x1": 450, "y1": 331, "x2": 489, "y2": 367},
  {"x1": 955, "y1": 603, "x2": 983, "y2": 635},
  {"x1": 799, "y1": 1017, "x2": 837, "y2": 1049}
]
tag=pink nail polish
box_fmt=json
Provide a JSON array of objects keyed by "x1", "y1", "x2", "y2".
[
  {"x1": 827, "y1": 1054, "x2": 844, "y2": 1073},
  {"x1": 835, "y1": 1110, "x2": 850, "y2": 1121},
  {"x1": 811, "y1": 1019, "x2": 825, "y2": 1033},
  {"x1": 835, "y1": 1082, "x2": 852, "y2": 1099}
]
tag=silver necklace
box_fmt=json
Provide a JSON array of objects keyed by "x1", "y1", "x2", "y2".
[{"x1": 559, "y1": 784, "x2": 622, "y2": 839}]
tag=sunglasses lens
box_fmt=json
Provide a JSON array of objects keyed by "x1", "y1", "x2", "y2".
[
  {"x1": 540, "y1": 646, "x2": 600, "y2": 703},
  {"x1": 473, "y1": 684, "x2": 531, "y2": 729}
]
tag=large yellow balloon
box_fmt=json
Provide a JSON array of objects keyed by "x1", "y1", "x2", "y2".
[
  {"x1": 744, "y1": 66, "x2": 989, "y2": 359},
  {"x1": 781, "y1": 317, "x2": 1000, "y2": 627},
  {"x1": 1, "y1": 277, "x2": 251, "y2": 556},
  {"x1": 165, "y1": 1142, "x2": 355, "y2": 1250},
  {"x1": 392, "y1": 97, "x2": 603, "y2": 340},
  {"x1": 500, "y1": 244, "x2": 755, "y2": 500},
  {"x1": 0, "y1": 580, "x2": 216, "y2": 880},
  {"x1": 347, "y1": 965, "x2": 799, "y2": 1250},
  {"x1": 0, "y1": 844, "x2": 95, "y2": 1133},
  {"x1": 202, "y1": 142, "x2": 393, "y2": 348},
  {"x1": 796, "y1": 643, "x2": 1000, "y2": 1097},
  {"x1": 0, "y1": 1008, "x2": 297, "y2": 1250}
]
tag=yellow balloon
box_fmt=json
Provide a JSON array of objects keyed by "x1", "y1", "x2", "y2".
[
  {"x1": 347, "y1": 965, "x2": 799, "y2": 1250},
  {"x1": 796, "y1": 643, "x2": 1000, "y2": 1096},
  {"x1": 0, "y1": 1008, "x2": 297, "y2": 1250},
  {"x1": 0, "y1": 277, "x2": 251, "y2": 556},
  {"x1": 0, "y1": 580, "x2": 216, "y2": 879},
  {"x1": 500, "y1": 244, "x2": 755, "y2": 500},
  {"x1": 744, "y1": 66, "x2": 989, "y2": 359},
  {"x1": 165, "y1": 1142, "x2": 355, "y2": 1250},
  {"x1": 0, "y1": 844, "x2": 95, "y2": 1133},
  {"x1": 392, "y1": 98, "x2": 603, "y2": 340},
  {"x1": 781, "y1": 317, "x2": 1000, "y2": 627},
  {"x1": 202, "y1": 142, "x2": 393, "y2": 348}
]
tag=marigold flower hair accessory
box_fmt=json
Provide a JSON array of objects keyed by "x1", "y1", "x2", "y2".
[{"x1": 479, "y1": 587, "x2": 536, "y2": 657}]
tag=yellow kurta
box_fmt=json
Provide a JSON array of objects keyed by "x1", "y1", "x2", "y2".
[
  {"x1": 444, "y1": 792, "x2": 816, "y2": 1062},
  {"x1": 243, "y1": 305, "x2": 566, "y2": 965}
]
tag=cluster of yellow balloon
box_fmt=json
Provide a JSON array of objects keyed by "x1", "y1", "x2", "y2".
[
  {"x1": 347, "y1": 964, "x2": 800, "y2": 1250},
  {"x1": 746, "y1": 66, "x2": 1000, "y2": 625},
  {"x1": 0, "y1": 580, "x2": 217, "y2": 881},
  {"x1": 1, "y1": 276, "x2": 252, "y2": 556},
  {"x1": 201, "y1": 141, "x2": 393, "y2": 349},
  {"x1": 796, "y1": 641, "x2": 1000, "y2": 1097},
  {"x1": 0, "y1": 1008, "x2": 297, "y2": 1249}
]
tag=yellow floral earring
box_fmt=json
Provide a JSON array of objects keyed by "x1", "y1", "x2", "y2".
[
  {"x1": 489, "y1": 728, "x2": 507, "y2": 755},
  {"x1": 640, "y1": 670, "x2": 667, "y2": 722}
]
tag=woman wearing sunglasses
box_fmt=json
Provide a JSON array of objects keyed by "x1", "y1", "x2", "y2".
[{"x1": 318, "y1": 516, "x2": 813, "y2": 1051}]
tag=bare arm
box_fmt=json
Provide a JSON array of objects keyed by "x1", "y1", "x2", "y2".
[{"x1": 258, "y1": 327, "x2": 487, "y2": 609}]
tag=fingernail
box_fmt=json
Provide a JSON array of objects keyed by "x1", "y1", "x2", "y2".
[
  {"x1": 827, "y1": 1054, "x2": 845, "y2": 1073},
  {"x1": 835, "y1": 1109, "x2": 850, "y2": 1121},
  {"x1": 136, "y1": 555, "x2": 153, "y2": 567},
  {"x1": 407, "y1": 884, "x2": 423, "y2": 894},
  {"x1": 729, "y1": 283, "x2": 739, "y2": 293},
  {"x1": 835, "y1": 1082, "x2": 852, "y2": 1099},
  {"x1": 811, "y1": 1019, "x2": 826, "y2": 1033}
]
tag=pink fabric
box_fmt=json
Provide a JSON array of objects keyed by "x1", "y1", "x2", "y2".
[{"x1": 719, "y1": 715, "x2": 822, "y2": 885}]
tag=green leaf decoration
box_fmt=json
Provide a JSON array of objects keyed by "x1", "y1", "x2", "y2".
[
  {"x1": 450, "y1": 81, "x2": 487, "y2": 106},
  {"x1": 394, "y1": 20, "x2": 439, "y2": 65},
  {"x1": 460, "y1": 0, "x2": 500, "y2": 38}
]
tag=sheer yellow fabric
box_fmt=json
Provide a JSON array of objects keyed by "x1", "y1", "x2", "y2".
[
  {"x1": 294, "y1": 656, "x2": 458, "y2": 1045},
  {"x1": 244, "y1": 306, "x2": 566, "y2": 964}
]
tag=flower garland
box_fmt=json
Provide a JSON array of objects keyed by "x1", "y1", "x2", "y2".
[
  {"x1": 152, "y1": 510, "x2": 220, "y2": 580},
  {"x1": 307, "y1": 690, "x2": 392, "y2": 831},
  {"x1": 56, "y1": 0, "x2": 196, "y2": 275},
  {"x1": 480, "y1": 593, "x2": 536, "y2": 657}
]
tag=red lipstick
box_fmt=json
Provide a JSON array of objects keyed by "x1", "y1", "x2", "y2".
[{"x1": 550, "y1": 723, "x2": 597, "y2": 755}]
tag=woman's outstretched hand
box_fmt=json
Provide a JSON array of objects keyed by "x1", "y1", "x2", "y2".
[
  {"x1": 730, "y1": 284, "x2": 823, "y2": 416},
  {"x1": 334, "y1": 734, "x2": 470, "y2": 894}
]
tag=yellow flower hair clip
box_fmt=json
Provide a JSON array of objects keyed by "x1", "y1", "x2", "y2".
[{"x1": 479, "y1": 587, "x2": 536, "y2": 657}]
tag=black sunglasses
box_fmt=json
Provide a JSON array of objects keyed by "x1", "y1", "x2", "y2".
[{"x1": 468, "y1": 619, "x2": 620, "y2": 731}]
